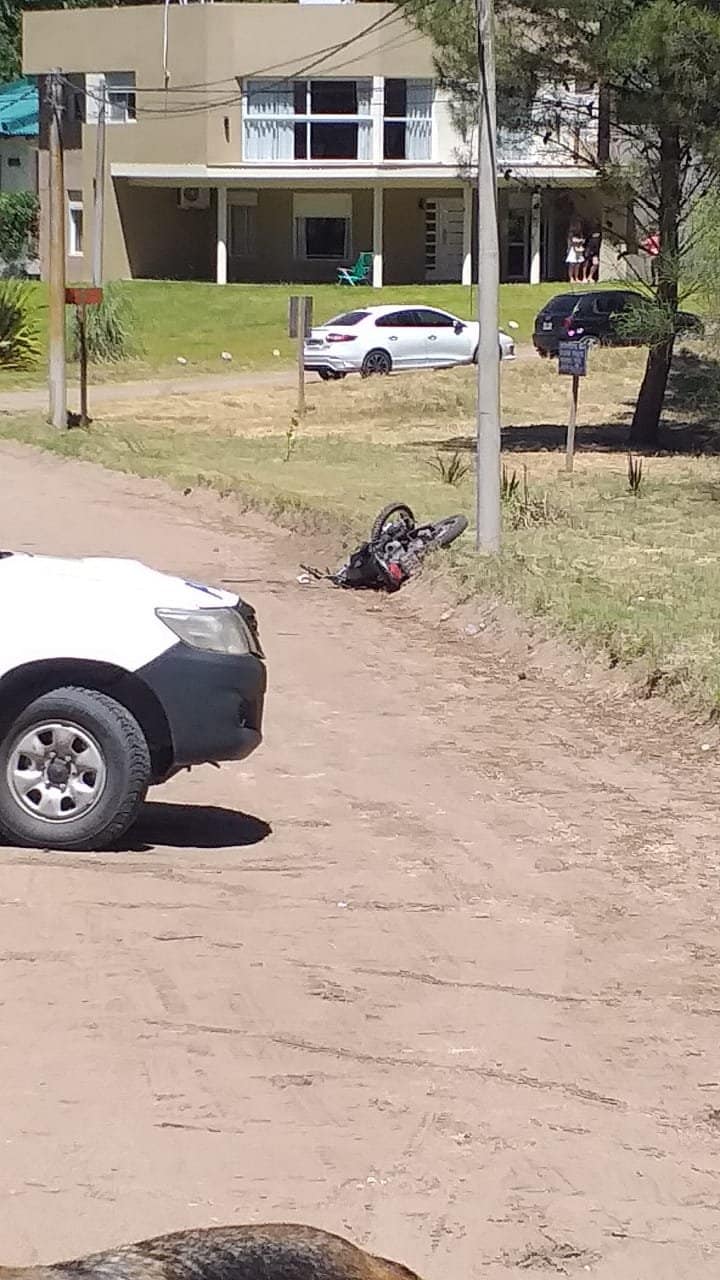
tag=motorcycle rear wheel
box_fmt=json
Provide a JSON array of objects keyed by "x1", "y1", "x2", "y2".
[{"x1": 425, "y1": 514, "x2": 468, "y2": 548}]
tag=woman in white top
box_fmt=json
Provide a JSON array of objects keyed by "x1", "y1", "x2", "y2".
[{"x1": 565, "y1": 224, "x2": 585, "y2": 282}]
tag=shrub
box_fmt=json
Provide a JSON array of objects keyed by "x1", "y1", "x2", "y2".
[
  {"x1": 426, "y1": 450, "x2": 470, "y2": 485},
  {"x1": 68, "y1": 282, "x2": 139, "y2": 363},
  {"x1": 0, "y1": 191, "x2": 39, "y2": 267},
  {"x1": 0, "y1": 279, "x2": 40, "y2": 369}
]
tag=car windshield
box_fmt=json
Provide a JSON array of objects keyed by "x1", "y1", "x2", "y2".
[
  {"x1": 323, "y1": 311, "x2": 370, "y2": 327},
  {"x1": 542, "y1": 295, "x2": 578, "y2": 314}
]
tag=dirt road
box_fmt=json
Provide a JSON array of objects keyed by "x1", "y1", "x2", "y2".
[{"x1": 1, "y1": 442, "x2": 719, "y2": 1280}]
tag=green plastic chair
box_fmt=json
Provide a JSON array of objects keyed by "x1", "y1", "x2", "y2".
[{"x1": 337, "y1": 252, "x2": 372, "y2": 285}]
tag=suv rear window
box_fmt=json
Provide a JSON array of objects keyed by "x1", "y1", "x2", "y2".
[
  {"x1": 542, "y1": 294, "x2": 577, "y2": 314},
  {"x1": 324, "y1": 311, "x2": 369, "y2": 327}
]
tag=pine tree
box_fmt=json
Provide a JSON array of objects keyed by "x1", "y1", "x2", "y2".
[{"x1": 401, "y1": 0, "x2": 720, "y2": 448}]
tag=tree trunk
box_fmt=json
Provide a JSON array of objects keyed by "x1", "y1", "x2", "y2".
[
  {"x1": 630, "y1": 337, "x2": 674, "y2": 448},
  {"x1": 629, "y1": 124, "x2": 681, "y2": 450}
]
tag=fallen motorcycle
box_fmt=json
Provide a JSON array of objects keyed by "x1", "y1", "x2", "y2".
[{"x1": 302, "y1": 502, "x2": 468, "y2": 592}]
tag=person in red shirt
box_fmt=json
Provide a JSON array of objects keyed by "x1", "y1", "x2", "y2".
[{"x1": 641, "y1": 231, "x2": 660, "y2": 284}]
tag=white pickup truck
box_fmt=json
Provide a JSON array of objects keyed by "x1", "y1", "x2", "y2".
[{"x1": 0, "y1": 552, "x2": 266, "y2": 851}]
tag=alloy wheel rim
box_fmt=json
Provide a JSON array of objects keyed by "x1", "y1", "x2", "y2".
[{"x1": 7, "y1": 720, "x2": 107, "y2": 824}]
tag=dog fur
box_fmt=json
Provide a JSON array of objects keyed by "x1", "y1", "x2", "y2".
[{"x1": 0, "y1": 1224, "x2": 423, "y2": 1280}]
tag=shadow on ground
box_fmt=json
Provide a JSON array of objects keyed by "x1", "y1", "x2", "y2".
[
  {"x1": 125, "y1": 802, "x2": 272, "y2": 851},
  {"x1": 421, "y1": 352, "x2": 720, "y2": 456}
]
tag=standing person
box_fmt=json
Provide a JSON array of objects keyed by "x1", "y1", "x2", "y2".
[
  {"x1": 565, "y1": 222, "x2": 585, "y2": 283},
  {"x1": 583, "y1": 224, "x2": 602, "y2": 283},
  {"x1": 640, "y1": 230, "x2": 660, "y2": 285}
]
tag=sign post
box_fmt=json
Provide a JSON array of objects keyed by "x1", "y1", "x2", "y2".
[
  {"x1": 288, "y1": 295, "x2": 313, "y2": 420},
  {"x1": 65, "y1": 286, "x2": 103, "y2": 426},
  {"x1": 557, "y1": 339, "x2": 588, "y2": 473}
]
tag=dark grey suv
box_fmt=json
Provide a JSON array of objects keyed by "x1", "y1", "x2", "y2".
[{"x1": 533, "y1": 289, "x2": 703, "y2": 356}]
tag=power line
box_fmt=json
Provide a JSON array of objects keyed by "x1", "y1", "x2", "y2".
[{"x1": 64, "y1": 4, "x2": 404, "y2": 107}]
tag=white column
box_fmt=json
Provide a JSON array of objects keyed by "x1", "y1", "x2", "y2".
[
  {"x1": 216, "y1": 186, "x2": 228, "y2": 285},
  {"x1": 462, "y1": 183, "x2": 473, "y2": 285},
  {"x1": 530, "y1": 190, "x2": 542, "y2": 285},
  {"x1": 371, "y1": 75, "x2": 384, "y2": 165},
  {"x1": 372, "y1": 185, "x2": 383, "y2": 288}
]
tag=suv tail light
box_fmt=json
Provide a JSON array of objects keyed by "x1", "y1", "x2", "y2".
[{"x1": 562, "y1": 315, "x2": 574, "y2": 331}]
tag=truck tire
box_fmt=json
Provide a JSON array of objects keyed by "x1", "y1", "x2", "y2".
[{"x1": 0, "y1": 686, "x2": 151, "y2": 852}]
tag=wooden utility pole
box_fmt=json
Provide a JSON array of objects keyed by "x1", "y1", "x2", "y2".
[
  {"x1": 47, "y1": 69, "x2": 67, "y2": 430},
  {"x1": 475, "y1": 0, "x2": 501, "y2": 553},
  {"x1": 92, "y1": 78, "x2": 106, "y2": 286},
  {"x1": 289, "y1": 294, "x2": 312, "y2": 420}
]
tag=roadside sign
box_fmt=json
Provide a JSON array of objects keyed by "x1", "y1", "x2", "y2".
[
  {"x1": 64, "y1": 287, "x2": 104, "y2": 428},
  {"x1": 288, "y1": 295, "x2": 313, "y2": 339},
  {"x1": 65, "y1": 286, "x2": 103, "y2": 306},
  {"x1": 557, "y1": 342, "x2": 589, "y2": 472},
  {"x1": 558, "y1": 339, "x2": 588, "y2": 377}
]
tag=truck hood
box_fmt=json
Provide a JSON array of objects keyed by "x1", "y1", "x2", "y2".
[
  {"x1": 0, "y1": 553, "x2": 240, "y2": 674},
  {"x1": 0, "y1": 553, "x2": 238, "y2": 609}
]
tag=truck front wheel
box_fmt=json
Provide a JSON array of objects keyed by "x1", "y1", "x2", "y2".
[{"x1": 0, "y1": 686, "x2": 151, "y2": 851}]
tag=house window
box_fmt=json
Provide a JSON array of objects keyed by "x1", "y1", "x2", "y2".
[
  {"x1": 244, "y1": 78, "x2": 372, "y2": 162},
  {"x1": 293, "y1": 193, "x2": 351, "y2": 260},
  {"x1": 68, "y1": 190, "x2": 83, "y2": 256},
  {"x1": 229, "y1": 193, "x2": 257, "y2": 257},
  {"x1": 86, "y1": 72, "x2": 136, "y2": 124},
  {"x1": 67, "y1": 85, "x2": 85, "y2": 124},
  {"x1": 106, "y1": 72, "x2": 136, "y2": 122},
  {"x1": 383, "y1": 79, "x2": 432, "y2": 161}
]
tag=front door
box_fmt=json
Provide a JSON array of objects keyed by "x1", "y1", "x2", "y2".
[
  {"x1": 425, "y1": 198, "x2": 464, "y2": 281},
  {"x1": 505, "y1": 209, "x2": 530, "y2": 281}
]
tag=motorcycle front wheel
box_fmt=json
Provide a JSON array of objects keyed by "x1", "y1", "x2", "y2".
[{"x1": 370, "y1": 502, "x2": 416, "y2": 543}]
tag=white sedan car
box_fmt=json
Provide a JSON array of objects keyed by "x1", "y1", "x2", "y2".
[{"x1": 304, "y1": 304, "x2": 515, "y2": 380}]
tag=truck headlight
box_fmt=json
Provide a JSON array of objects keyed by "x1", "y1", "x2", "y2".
[{"x1": 156, "y1": 607, "x2": 258, "y2": 656}]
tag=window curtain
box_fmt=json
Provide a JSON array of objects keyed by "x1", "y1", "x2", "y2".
[
  {"x1": 405, "y1": 79, "x2": 433, "y2": 161},
  {"x1": 244, "y1": 79, "x2": 295, "y2": 161}
]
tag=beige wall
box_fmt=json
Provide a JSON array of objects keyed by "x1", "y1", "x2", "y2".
[
  {"x1": 107, "y1": 185, "x2": 377, "y2": 284},
  {"x1": 0, "y1": 137, "x2": 36, "y2": 195},
  {"x1": 383, "y1": 187, "x2": 463, "y2": 285},
  {"x1": 24, "y1": 3, "x2": 434, "y2": 172},
  {"x1": 24, "y1": 3, "x2": 440, "y2": 281},
  {"x1": 115, "y1": 185, "x2": 214, "y2": 280}
]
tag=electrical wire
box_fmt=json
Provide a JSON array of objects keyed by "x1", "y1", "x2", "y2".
[{"x1": 67, "y1": 4, "x2": 403, "y2": 100}]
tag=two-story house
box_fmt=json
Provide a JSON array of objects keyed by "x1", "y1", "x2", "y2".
[{"x1": 23, "y1": 1, "x2": 631, "y2": 287}]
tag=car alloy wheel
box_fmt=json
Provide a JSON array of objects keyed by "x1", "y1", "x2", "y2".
[{"x1": 8, "y1": 719, "x2": 107, "y2": 822}]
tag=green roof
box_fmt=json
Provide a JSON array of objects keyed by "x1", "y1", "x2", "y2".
[{"x1": 0, "y1": 78, "x2": 38, "y2": 137}]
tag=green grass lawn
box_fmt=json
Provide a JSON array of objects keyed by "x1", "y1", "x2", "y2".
[
  {"x1": 0, "y1": 279, "x2": 592, "y2": 389},
  {"x1": 4, "y1": 347, "x2": 720, "y2": 714}
]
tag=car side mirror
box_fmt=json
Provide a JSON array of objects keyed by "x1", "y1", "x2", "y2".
[{"x1": 454, "y1": 321, "x2": 465, "y2": 334}]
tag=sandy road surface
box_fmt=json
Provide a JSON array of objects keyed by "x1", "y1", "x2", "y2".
[{"x1": 1, "y1": 442, "x2": 719, "y2": 1280}]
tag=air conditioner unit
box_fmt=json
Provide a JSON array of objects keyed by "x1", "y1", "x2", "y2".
[{"x1": 178, "y1": 186, "x2": 210, "y2": 210}]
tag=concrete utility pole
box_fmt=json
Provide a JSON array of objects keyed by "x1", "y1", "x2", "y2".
[
  {"x1": 475, "y1": 0, "x2": 501, "y2": 552},
  {"x1": 92, "y1": 78, "x2": 107, "y2": 286},
  {"x1": 47, "y1": 69, "x2": 67, "y2": 430}
]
